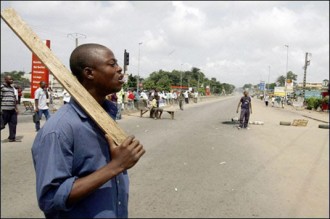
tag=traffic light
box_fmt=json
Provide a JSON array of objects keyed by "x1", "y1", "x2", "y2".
[{"x1": 124, "y1": 50, "x2": 129, "y2": 66}]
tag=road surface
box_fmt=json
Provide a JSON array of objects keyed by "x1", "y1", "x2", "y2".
[{"x1": 1, "y1": 96, "x2": 329, "y2": 218}]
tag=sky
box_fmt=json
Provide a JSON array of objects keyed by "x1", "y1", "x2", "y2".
[{"x1": 1, "y1": 1, "x2": 329, "y2": 88}]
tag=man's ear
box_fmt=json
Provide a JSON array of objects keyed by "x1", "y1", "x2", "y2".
[{"x1": 83, "y1": 67, "x2": 94, "y2": 80}]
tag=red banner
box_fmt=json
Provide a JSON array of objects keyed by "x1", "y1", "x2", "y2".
[{"x1": 31, "y1": 40, "x2": 50, "y2": 99}]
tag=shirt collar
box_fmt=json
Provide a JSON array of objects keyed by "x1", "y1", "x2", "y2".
[{"x1": 70, "y1": 98, "x2": 118, "y2": 120}]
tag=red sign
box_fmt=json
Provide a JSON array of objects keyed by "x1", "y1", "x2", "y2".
[{"x1": 31, "y1": 40, "x2": 50, "y2": 98}]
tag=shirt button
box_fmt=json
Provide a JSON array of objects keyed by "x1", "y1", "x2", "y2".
[
  {"x1": 118, "y1": 201, "x2": 121, "y2": 205},
  {"x1": 117, "y1": 180, "x2": 120, "y2": 184}
]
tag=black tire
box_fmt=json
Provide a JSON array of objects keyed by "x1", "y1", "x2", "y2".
[
  {"x1": 280, "y1": 121, "x2": 291, "y2": 126},
  {"x1": 318, "y1": 124, "x2": 330, "y2": 129}
]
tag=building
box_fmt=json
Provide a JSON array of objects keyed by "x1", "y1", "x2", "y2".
[{"x1": 296, "y1": 82, "x2": 323, "y2": 90}]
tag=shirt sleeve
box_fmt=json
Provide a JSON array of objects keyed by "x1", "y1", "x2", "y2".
[
  {"x1": 32, "y1": 131, "x2": 76, "y2": 214},
  {"x1": 34, "y1": 89, "x2": 39, "y2": 100}
]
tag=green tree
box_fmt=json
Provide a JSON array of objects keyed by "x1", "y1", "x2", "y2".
[
  {"x1": 276, "y1": 75, "x2": 286, "y2": 86},
  {"x1": 276, "y1": 71, "x2": 297, "y2": 86},
  {"x1": 1, "y1": 70, "x2": 30, "y2": 89},
  {"x1": 243, "y1": 84, "x2": 253, "y2": 90}
]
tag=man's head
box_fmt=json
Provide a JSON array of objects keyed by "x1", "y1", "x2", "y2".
[
  {"x1": 243, "y1": 91, "x2": 249, "y2": 97},
  {"x1": 39, "y1": 81, "x2": 46, "y2": 89},
  {"x1": 69, "y1": 43, "x2": 124, "y2": 96},
  {"x1": 4, "y1": 75, "x2": 13, "y2": 86}
]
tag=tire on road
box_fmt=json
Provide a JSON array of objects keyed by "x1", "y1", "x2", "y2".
[
  {"x1": 280, "y1": 121, "x2": 291, "y2": 126},
  {"x1": 318, "y1": 124, "x2": 329, "y2": 129}
]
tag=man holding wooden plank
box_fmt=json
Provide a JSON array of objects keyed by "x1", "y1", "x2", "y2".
[{"x1": 31, "y1": 43, "x2": 145, "y2": 218}]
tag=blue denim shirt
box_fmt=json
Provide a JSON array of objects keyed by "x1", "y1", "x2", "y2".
[{"x1": 31, "y1": 98, "x2": 129, "y2": 218}]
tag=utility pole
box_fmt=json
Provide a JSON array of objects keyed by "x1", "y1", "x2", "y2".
[
  {"x1": 137, "y1": 42, "x2": 143, "y2": 92},
  {"x1": 268, "y1": 65, "x2": 271, "y2": 92},
  {"x1": 67, "y1": 33, "x2": 86, "y2": 48},
  {"x1": 302, "y1": 52, "x2": 311, "y2": 98},
  {"x1": 180, "y1": 63, "x2": 183, "y2": 90},
  {"x1": 284, "y1": 45, "x2": 289, "y2": 103}
]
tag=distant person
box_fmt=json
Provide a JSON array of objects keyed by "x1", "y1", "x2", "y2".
[
  {"x1": 1, "y1": 75, "x2": 18, "y2": 142},
  {"x1": 184, "y1": 90, "x2": 189, "y2": 104},
  {"x1": 271, "y1": 96, "x2": 275, "y2": 107},
  {"x1": 17, "y1": 85, "x2": 23, "y2": 105},
  {"x1": 127, "y1": 89, "x2": 135, "y2": 110},
  {"x1": 236, "y1": 90, "x2": 252, "y2": 129},
  {"x1": 264, "y1": 94, "x2": 269, "y2": 107},
  {"x1": 34, "y1": 81, "x2": 51, "y2": 131},
  {"x1": 48, "y1": 87, "x2": 54, "y2": 104},
  {"x1": 178, "y1": 90, "x2": 184, "y2": 110},
  {"x1": 133, "y1": 89, "x2": 140, "y2": 109},
  {"x1": 150, "y1": 95, "x2": 163, "y2": 119},
  {"x1": 172, "y1": 90, "x2": 178, "y2": 104},
  {"x1": 62, "y1": 89, "x2": 71, "y2": 104},
  {"x1": 116, "y1": 88, "x2": 124, "y2": 120},
  {"x1": 31, "y1": 43, "x2": 145, "y2": 218}
]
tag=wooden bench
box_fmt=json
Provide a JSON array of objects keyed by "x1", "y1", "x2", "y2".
[
  {"x1": 140, "y1": 107, "x2": 175, "y2": 120},
  {"x1": 22, "y1": 101, "x2": 34, "y2": 114}
]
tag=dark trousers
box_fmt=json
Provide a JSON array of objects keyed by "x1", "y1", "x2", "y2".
[
  {"x1": 2, "y1": 109, "x2": 17, "y2": 140},
  {"x1": 239, "y1": 108, "x2": 250, "y2": 128}
]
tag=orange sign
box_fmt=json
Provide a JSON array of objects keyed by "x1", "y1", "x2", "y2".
[{"x1": 31, "y1": 40, "x2": 50, "y2": 98}]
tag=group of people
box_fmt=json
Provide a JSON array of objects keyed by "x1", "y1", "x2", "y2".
[
  {"x1": 107, "y1": 88, "x2": 198, "y2": 117},
  {"x1": 0, "y1": 77, "x2": 53, "y2": 141}
]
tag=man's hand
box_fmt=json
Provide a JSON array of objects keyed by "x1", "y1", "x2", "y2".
[{"x1": 106, "y1": 134, "x2": 145, "y2": 171}]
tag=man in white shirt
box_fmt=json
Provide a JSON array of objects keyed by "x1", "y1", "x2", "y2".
[
  {"x1": 34, "y1": 81, "x2": 50, "y2": 131},
  {"x1": 62, "y1": 89, "x2": 71, "y2": 104}
]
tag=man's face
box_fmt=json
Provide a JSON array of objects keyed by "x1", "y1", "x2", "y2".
[
  {"x1": 40, "y1": 82, "x2": 46, "y2": 88},
  {"x1": 90, "y1": 48, "x2": 124, "y2": 96},
  {"x1": 5, "y1": 76, "x2": 13, "y2": 85}
]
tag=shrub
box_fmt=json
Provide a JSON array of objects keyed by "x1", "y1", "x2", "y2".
[
  {"x1": 23, "y1": 93, "x2": 31, "y2": 98},
  {"x1": 305, "y1": 97, "x2": 322, "y2": 110}
]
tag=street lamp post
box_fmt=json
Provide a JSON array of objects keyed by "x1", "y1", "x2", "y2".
[
  {"x1": 284, "y1": 45, "x2": 289, "y2": 102},
  {"x1": 268, "y1": 65, "x2": 270, "y2": 91},
  {"x1": 180, "y1": 63, "x2": 183, "y2": 90},
  {"x1": 137, "y1": 42, "x2": 143, "y2": 92}
]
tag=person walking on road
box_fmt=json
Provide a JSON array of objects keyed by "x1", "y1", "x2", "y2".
[
  {"x1": 34, "y1": 81, "x2": 51, "y2": 131},
  {"x1": 62, "y1": 89, "x2": 71, "y2": 104},
  {"x1": 31, "y1": 43, "x2": 145, "y2": 218},
  {"x1": 1, "y1": 75, "x2": 18, "y2": 142},
  {"x1": 178, "y1": 90, "x2": 184, "y2": 110},
  {"x1": 236, "y1": 90, "x2": 252, "y2": 129},
  {"x1": 264, "y1": 94, "x2": 269, "y2": 107}
]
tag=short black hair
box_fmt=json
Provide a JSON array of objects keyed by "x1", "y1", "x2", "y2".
[{"x1": 69, "y1": 43, "x2": 108, "y2": 82}]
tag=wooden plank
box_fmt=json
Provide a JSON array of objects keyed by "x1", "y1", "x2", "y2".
[
  {"x1": 292, "y1": 119, "x2": 308, "y2": 127},
  {"x1": 1, "y1": 8, "x2": 127, "y2": 145}
]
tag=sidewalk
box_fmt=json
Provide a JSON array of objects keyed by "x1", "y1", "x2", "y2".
[{"x1": 252, "y1": 98, "x2": 329, "y2": 124}]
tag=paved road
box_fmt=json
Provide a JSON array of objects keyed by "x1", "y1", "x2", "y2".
[{"x1": 1, "y1": 96, "x2": 329, "y2": 218}]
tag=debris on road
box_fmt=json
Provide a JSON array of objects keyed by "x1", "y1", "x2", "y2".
[
  {"x1": 249, "y1": 121, "x2": 264, "y2": 125},
  {"x1": 219, "y1": 162, "x2": 226, "y2": 165},
  {"x1": 280, "y1": 121, "x2": 291, "y2": 126},
  {"x1": 291, "y1": 119, "x2": 308, "y2": 126},
  {"x1": 318, "y1": 124, "x2": 329, "y2": 129}
]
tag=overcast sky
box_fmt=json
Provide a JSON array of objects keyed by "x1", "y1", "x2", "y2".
[{"x1": 1, "y1": 1, "x2": 329, "y2": 87}]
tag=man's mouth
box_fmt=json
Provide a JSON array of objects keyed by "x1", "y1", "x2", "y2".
[{"x1": 118, "y1": 75, "x2": 125, "y2": 83}]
